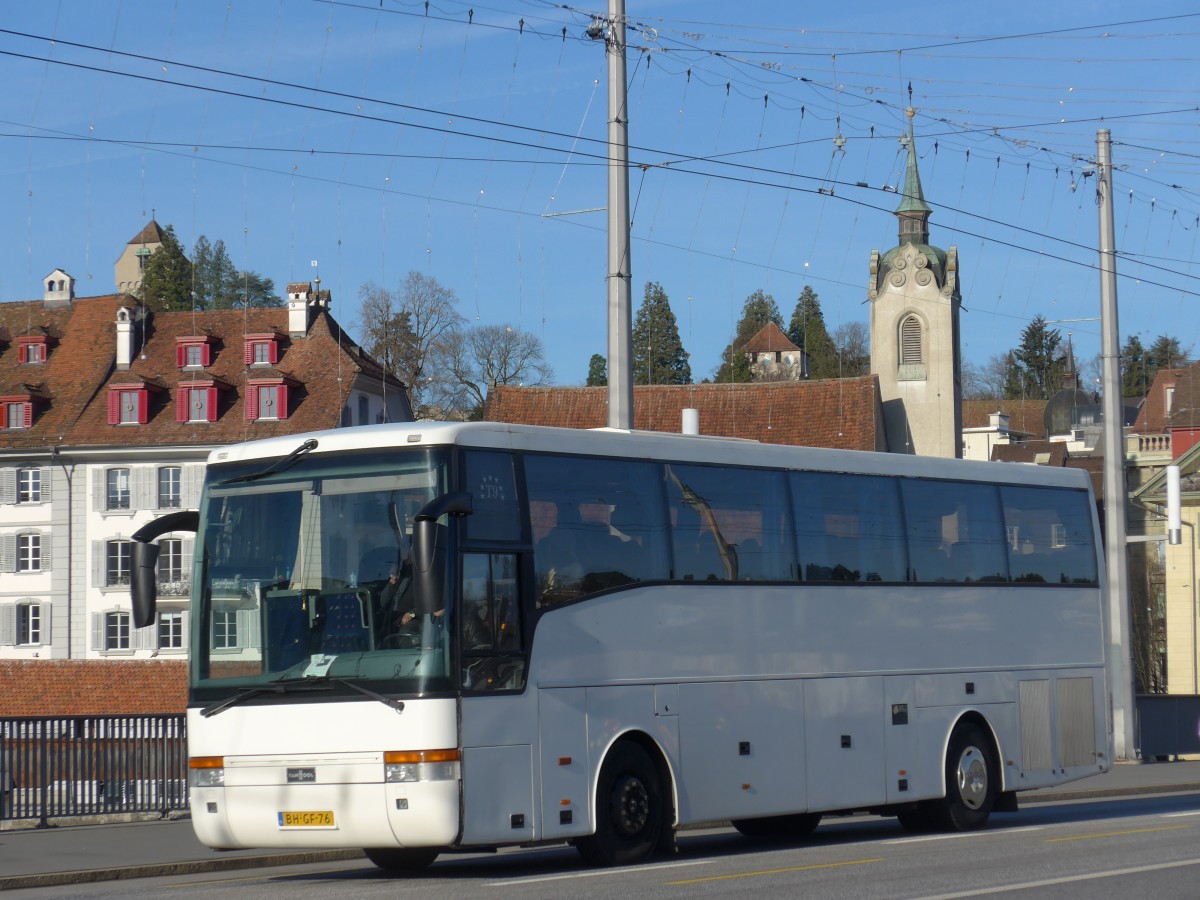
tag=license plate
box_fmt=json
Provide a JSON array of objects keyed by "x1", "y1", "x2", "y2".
[{"x1": 278, "y1": 810, "x2": 335, "y2": 827}]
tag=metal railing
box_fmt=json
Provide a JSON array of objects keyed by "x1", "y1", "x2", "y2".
[{"x1": 1, "y1": 714, "x2": 187, "y2": 827}]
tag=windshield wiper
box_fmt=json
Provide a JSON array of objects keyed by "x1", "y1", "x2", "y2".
[
  {"x1": 200, "y1": 677, "x2": 334, "y2": 718},
  {"x1": 328, "y1": 678, "x2": 405, "y2": 714},
  {"x1": 217, "y1": 437, "x2": 318, "y2": 486}
]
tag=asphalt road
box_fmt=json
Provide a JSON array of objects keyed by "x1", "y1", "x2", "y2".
[{"x1": 7, "y1": 791, "x2": 1200, "y2": 900}]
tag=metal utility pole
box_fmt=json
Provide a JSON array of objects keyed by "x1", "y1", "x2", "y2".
[
  {"x1": 604, "y1": 0, "x2": 634, "y2": 430},
  {"x1": 1097, "y1": 128, "x2": 1135, "y2": 759}
]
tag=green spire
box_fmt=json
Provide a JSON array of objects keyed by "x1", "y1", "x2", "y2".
[{"x1": 895, "y1": 108, "x2": 931, "y2": 244}]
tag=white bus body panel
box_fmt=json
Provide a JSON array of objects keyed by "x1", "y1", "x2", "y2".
[{"x1": 188, "y1": 698, "x2": 458, "y2": 850}]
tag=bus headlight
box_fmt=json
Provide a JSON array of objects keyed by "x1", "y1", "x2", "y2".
[
  {"x1": 189, "y1": 756, "x2": 225, "y2": 787},
  {"x1": 384, "y1": 749, "x2": 460, "y2": 783}
]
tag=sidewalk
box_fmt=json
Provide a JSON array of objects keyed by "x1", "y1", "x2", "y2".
[{"x1": 3, "y1": 760, "x2": 1200, "y2": 890}]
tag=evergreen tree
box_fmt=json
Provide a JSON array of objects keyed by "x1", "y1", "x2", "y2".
[
  {"x1": 713, "y1": 289, "x2": 783, "y2": 382},
  {"x1": 632, "y1": 281, "x2": 691, "y2": 385},
  {"x1": 1003, "y1": 315, "x2": 1066, "y2": 400},
  {"x1": 1146, "y1": 335, "x2": 1189, "y2": 373},
  {"x1": 138, "y1": 224, "x2": 193, "y2": 312},
  {"x1": 787, "y1": 286, "x2": 839, "y2": 378},
  {"x1": 192, "y1": 236, "x2": 280, "y2": 308},
  {"x1": 1121, "y1": 335, "x2": 1149, "y2": 397},
  {"x1": 228, "y1": 270, "x2": 281, "y2": 308},
  {"x1": 586, "y1": 353, "x2": 607, "y2": 386}
]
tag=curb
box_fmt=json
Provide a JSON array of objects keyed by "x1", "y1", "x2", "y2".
[{"x1": 0, "y1": 849, "x2": 365, "y2": 891}]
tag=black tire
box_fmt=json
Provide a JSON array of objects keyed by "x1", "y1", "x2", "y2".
[
  {"x1": 732, "y1": 812, "x2": 821, "y2": 839},
  {"x1": 575, "y1": 741, "x2": 666, "y2": 867},
  {"x1": 926, "y1": 721, "x2": 996, "y2": 831},
  {"x1": 363, "y1": 846, "x2": 439, "y2": 873}
]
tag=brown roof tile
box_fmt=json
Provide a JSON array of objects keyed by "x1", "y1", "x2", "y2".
[
  {"x1": 486, "y1": 378, "x2": 885, "y2": 451},
  {"x1": 961, "y1": 398, "x2": 1048, "y2": 436},
  {"x1": 0, "y1": 660, "x2": 186, "y2": 716},
  {"x1": 741, "y1": 322, "x2": 800, "y2": 354}
]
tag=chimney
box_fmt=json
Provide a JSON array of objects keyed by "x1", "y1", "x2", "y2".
[
  {"x1": 43, "y1": 269, "x2": 75, "y2": 308},
  {"x1": 682, "y1": 408, "x2": 700, "y2": 435},
  {"x1": 115, "y1": 306, "x2": 134, "y2": 369},
  {"x1": 287, "y1": 282, "x2": 313, "y2": 337}
]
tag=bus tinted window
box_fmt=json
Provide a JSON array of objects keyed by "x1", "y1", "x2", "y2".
[
  {"x1": 525, "y1": 455, "x2": 669, "y2": 606},
  {"x1": 465, "y1": 451, "x2": 521, "y2": 542},
  {"x1": 1002, "y1": 486, "x2": 1098, "y2": 584},
  {"x1": 902, "y1": 480, "x2": 1009, "y2": 583},
  {"x1": 791, "y1": 472, "x2": 906, "y2": 582},
  {"x1": 665, "y1": 464, "x2": 794, "y2": 581}
]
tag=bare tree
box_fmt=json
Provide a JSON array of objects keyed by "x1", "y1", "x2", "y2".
[
  {"x1": 359, "y1": 271, "x2": 462, "y2": 416},
  {"x1": 433, "y1": 324, "x2": 553, "y2": 419},
  {"x1": 962, "y1": 353, "x2": 1011, "y2": 400},
  {"x1": 832, "y1": 321, "x2": 870, "y2": 376}
]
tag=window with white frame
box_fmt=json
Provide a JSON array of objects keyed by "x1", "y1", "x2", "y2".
[
  {"x1": 157, "y1": 538, "x2": 187, "y2": 595},
  {"x1": 106, "y1": 540, "x2": 131, "y2": 587},
  {"x1": 106, "y1": 468, "x2": 131, "y2": 510},
  {"x1": 105, "y1": 610, "x2": 130, "y2": 650},
  {"x1": 17, "y1": 602, "x2": 42, "y2": 645},
  {"x1": 212, "y1": 608, "x2": 238, "y2": 649},
  {"x1": 158, "y1": 466, "x2": 181, "y2": 509},
  {"x1": 18, "y1": 468, "x2": 41, "y2": 503},
  {"x1": 158, "y1": 610, "x2": 184, "y2": 650},
  {"x1": 17, "y1": 533, "x2": 41, "y2": 572},
  {"x1": 4, "y1": 401, "x2": 27, "y2": 429},
  {"x1": 185, "y1": 344, "x2": 204, "y2": 367},
  {"x1": 189, "y1": 387, "x2": 210, "y2": 421}
]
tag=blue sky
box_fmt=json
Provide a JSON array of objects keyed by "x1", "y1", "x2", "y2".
[{"x1": 1, "y1": 1, "x2": 1197, "y2": 386}]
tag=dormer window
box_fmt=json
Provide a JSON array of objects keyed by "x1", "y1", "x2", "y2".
[
  {"x1": 176, "y1": 336, "x2": 215, "y2": 369},
  {"x1": 244, "y1": 333, "x2": 283, "y2": 366},
  {"x1": 17, "y1": 336, "x2": 50, "y2": 365},
  {"x1": 175, "y1": 378, "x2": 228, "y2": 423},
  {"x1": 106, "y1": 382, "x2": 161, "y2": 426},
  {"x1": 2, "y1": 396, "x2": 34, "y2": 430},
  {"x1": 246, "y1": 376, "x2": 297, "y2": 421}
]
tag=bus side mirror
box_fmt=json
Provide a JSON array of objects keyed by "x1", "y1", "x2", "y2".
[
  {"x1": 412, "y1": 493, "x2": 473, "y2": 617},
  {"x1": 130, "y1": 510, "x2": 201, "y2": 629}
]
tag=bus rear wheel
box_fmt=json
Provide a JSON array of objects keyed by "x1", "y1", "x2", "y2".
[
  {"x1": 927, "y1": 721, "x2": 996, "y2": 831},
  {"x1": 732, "y1": 813, "x2": 821, "y2": 839},
  {"x1": 363, "y1": 846, "x2": 439, "y2": 873},
  {"x1": 576, "y1": 740, "x2": 666, "y2": 867}
]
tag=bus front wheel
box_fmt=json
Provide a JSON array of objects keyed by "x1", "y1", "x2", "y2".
[
  {"x1": 363, "y1": 846, "x2": 439, "y2": 873},
  {"x1": 928, "y1": 721, "x2": 997, "y2": 831},
  {"x1": 576, "y1": 740, "x2": 666, "y2": 866}
]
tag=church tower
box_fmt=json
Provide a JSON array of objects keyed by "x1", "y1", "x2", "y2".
[{"x1": 868, "y1": 108, "x2": 963, "y2": 457}]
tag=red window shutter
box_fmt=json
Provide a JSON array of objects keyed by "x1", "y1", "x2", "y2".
[
  {"x1": 201, "y1": 344, "x2": 212, "y2": 367},
  {"x1": 277, "y1": 384, "x2": 289, "y2": 420},
  {"x1": 269, "y1": 340, "x2": 279, "y2": 365},
  {"x1": 176, "y1": 344, "x2": 186, "y2": 368},
  {"x1": 22, "y1": 401, "x2": 32, "y2": 428},
  {"x1": 107, "y1": 391, "x2": 121, "y2": 425},
  {"x1": 17, "y1": 344, "x2": 27, "y2": 364},
  {"x1": 245, "y1": 386, "x2": 258, "y2": 421},
  {"x1": 244, "y1": 341, "x2": 254, "y2": 366},
  {"x1": 206, "y1": 387, "x2": 218, "y2": 422},
  {"x1": 175, "y1": 388, "x2": 189, "y2": 422},
  {"x1": 137, "y1": 390, "x2": 149, "y2": 425}
]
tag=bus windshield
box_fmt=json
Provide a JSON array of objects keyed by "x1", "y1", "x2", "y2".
[{"x1": 191, "y1": 447, "x2": 453, "y2": 700}]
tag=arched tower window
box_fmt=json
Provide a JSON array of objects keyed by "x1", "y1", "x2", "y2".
[{"x1": 898, "y1": 314, "x2": 926, "y2": 381}]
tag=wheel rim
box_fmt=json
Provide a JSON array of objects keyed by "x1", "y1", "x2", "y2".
[
  {"x1": 612, "y1": 773, "x2": 650, "y2": 837},
  {"x1": 956, "y1": 745, "x2": 989, "y2": 810}
]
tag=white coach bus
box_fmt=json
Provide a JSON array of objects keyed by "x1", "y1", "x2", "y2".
[{"x1": 130, "y1": 421, "x2": 1109, "y2": 872}]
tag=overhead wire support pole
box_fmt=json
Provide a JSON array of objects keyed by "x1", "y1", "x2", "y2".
[
  {"x1": 604, "y1": 0, "x2": 634, "y2": 430},
  {"x1": 1097, "y1": 128, "x2": 1135, "y2": 760}
]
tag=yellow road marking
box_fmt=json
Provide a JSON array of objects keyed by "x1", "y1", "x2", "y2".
[
  {"x1": 1044, "y1": 824, "x2": 1188, "y2": 843},
  {"x1": 665, "y1": 857, "x2": 883, "y2": 885}
]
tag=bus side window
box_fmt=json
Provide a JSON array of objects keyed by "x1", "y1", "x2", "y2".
[
  {"x1": 465, "y1": 451, "x2": 521, "y2": 542},
  {"x1": 1001, "y1": 486, "x2": 1098, "y2": 584},
  {"x1": 792, "y1": 472, "x2": 906, "y2": 583},
  {"x1": 665, "y1": 464, "x2": 794, "y2": 582},
  {"x1": 901, "y1": 480, "x2": 1009, "y2": 583}
]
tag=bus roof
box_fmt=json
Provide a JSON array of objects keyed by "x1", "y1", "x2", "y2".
[{"x1": 206, "y1": 420, "x2": 1093, "y2": 491}]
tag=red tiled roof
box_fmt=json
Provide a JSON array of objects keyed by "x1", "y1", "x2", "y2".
[
  {"x1": 0, "y1": 295, "x2": 408, "y2": 451},
  {"x1": 961, "y1": 398, "x2": 1048, "y2": 436},
  {"x1": 0, "y1": 661, "x2": 186, "y2": 716},
  {"x1": 0, "y1": 294, "x2": 132, "y2": 449},
  {"x1": 741, "y1": 321, "x2": 799, "y2": 354},
  {"x1": 486, "y1": 378, "x2": 885, "y2": 451},
  {"x1": 127, "y1": 219, "x2": 165, "y2": 246}
]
